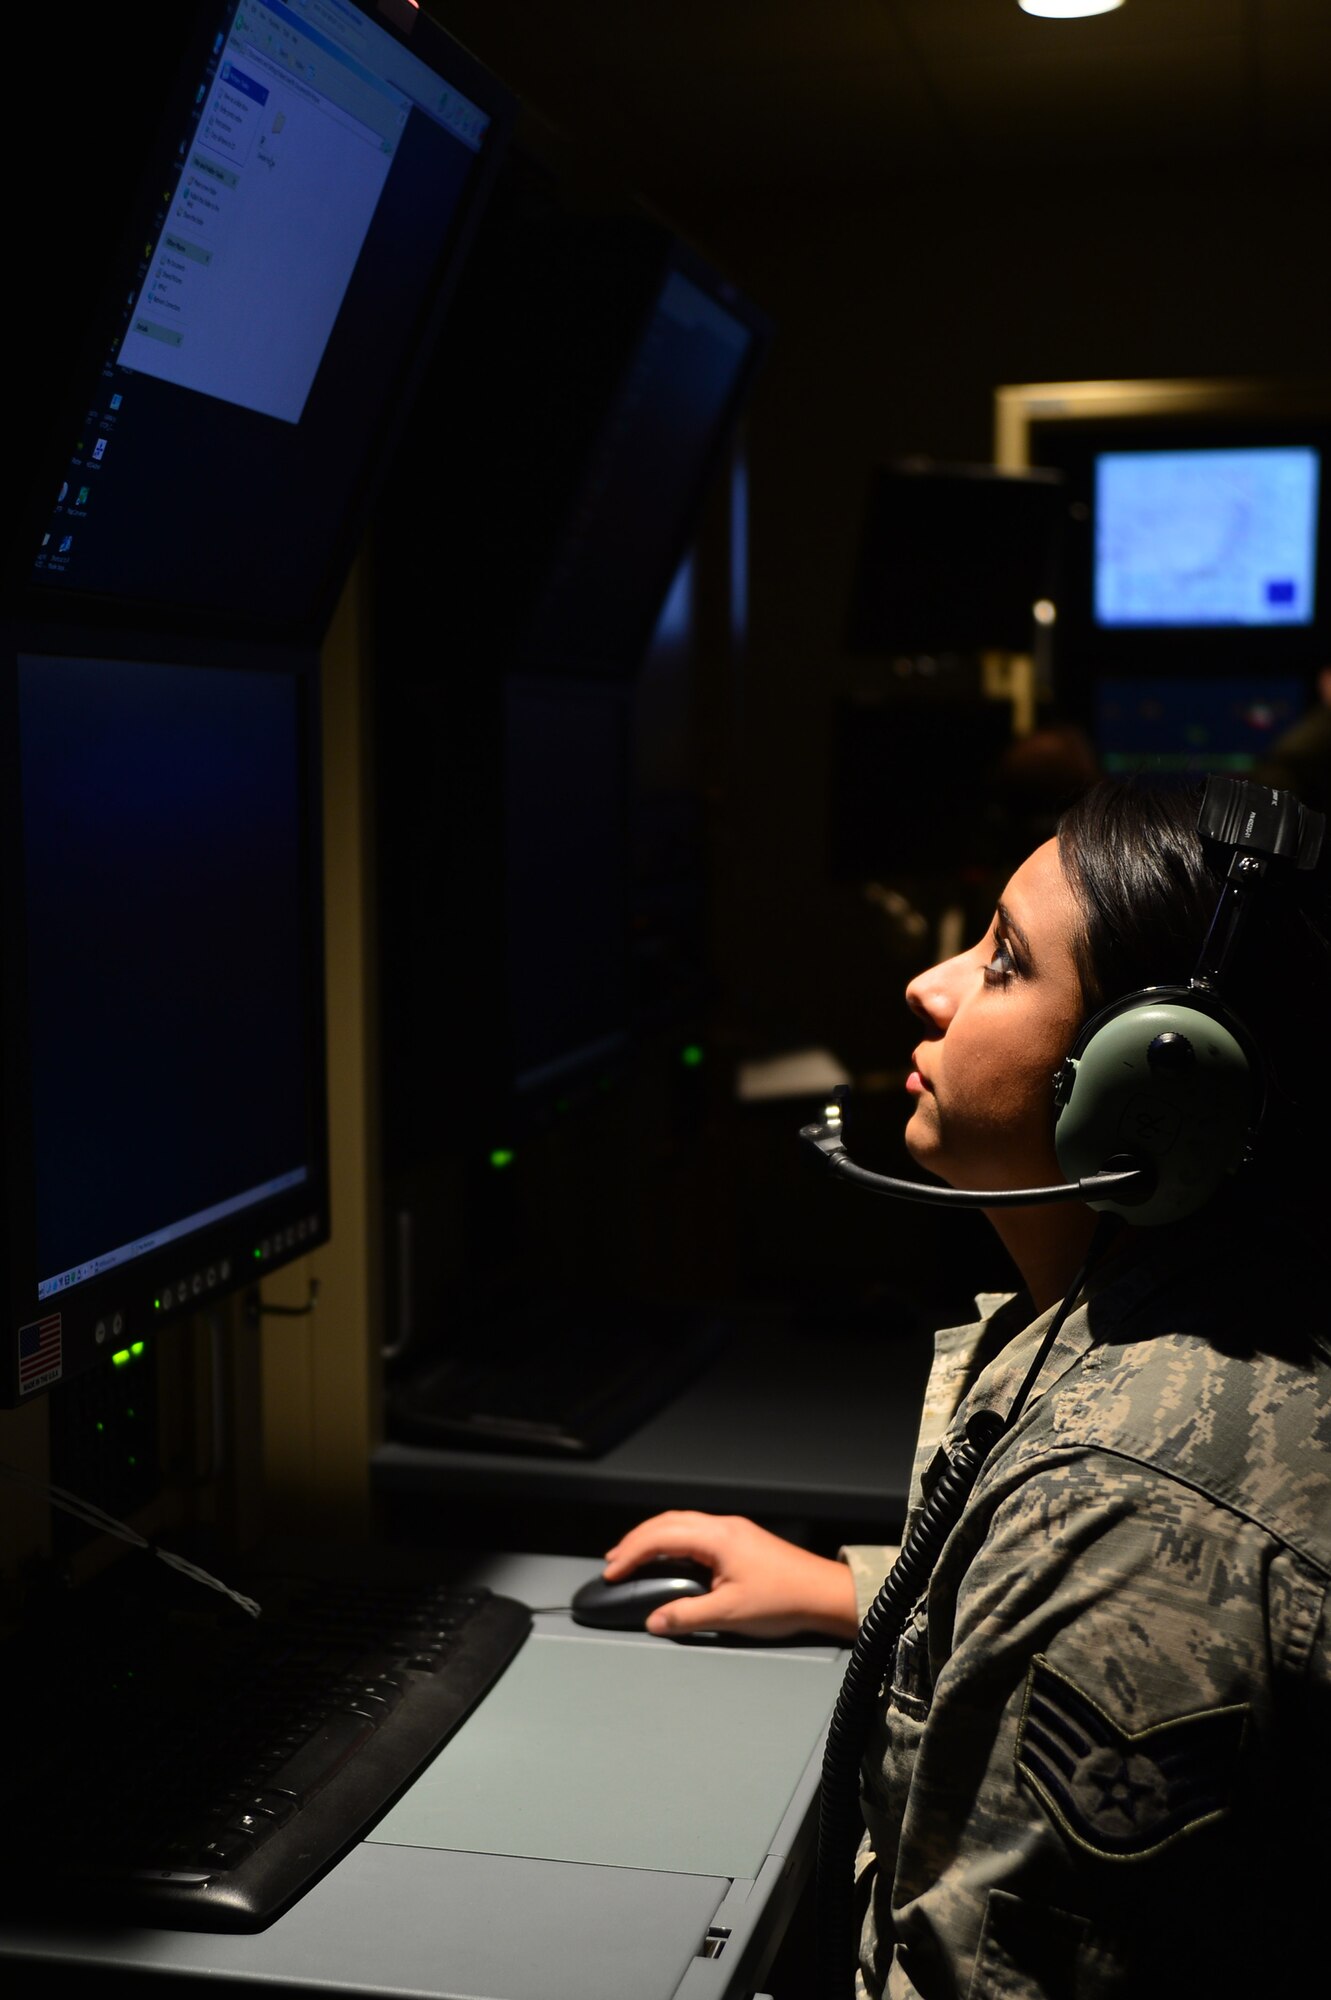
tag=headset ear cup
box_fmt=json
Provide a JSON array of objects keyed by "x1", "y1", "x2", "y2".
[{"x1": 1053, "y1": 990, "x2": 1259, "y2": 1226}]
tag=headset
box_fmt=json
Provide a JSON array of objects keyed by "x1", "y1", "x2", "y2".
[{"x1": 801, "y1": 775, "x2": 1325, "y2": 1229}]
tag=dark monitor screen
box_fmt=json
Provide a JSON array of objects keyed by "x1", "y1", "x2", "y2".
[
  {"x1": 1093, "y1": 675, "x2": 1307, "y2": 777},
  {"x1": 1, "y1": 628, "x2": 328, "y2": 1404},
  {"x1": 504, "y1": 678, "x2": 631, "y2": 1102},
  {"x1": 371, "y1": 161, "x2": 771, "y2": 686},
  {"x1": 3, "y1": 0, "x2": 512, "y2": 643},
  {"x1": 845, "y1": 462, "x2": 1065, "y2": 657},
  {"x1": 1093, "y1": 446, "x2": 1320, "y2": 629},
  {"x1": 523, "y1": 266, "x2": 762, "y2": 676}
]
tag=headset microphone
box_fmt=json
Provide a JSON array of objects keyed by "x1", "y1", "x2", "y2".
[
  {"x1": 800, "y1": 777, "x2": 1325, "y2": 1228},
  {"x1": 799, "y1": 1103, "x2": 1150, "y2": 1207}
]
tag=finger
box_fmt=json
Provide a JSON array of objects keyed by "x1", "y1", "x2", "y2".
[
  {"x1": 645, "y1": 1585, "x2": 735, "y2": 1637},
  {"x1": 602, "y1": 1519, "x2": 720, "y2": 1579},
  {"x1": 604, "y1": 1511, "x2": 710, "y2": 1560}
]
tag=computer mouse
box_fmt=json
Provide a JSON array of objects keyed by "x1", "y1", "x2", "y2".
[{"x1": 570, "y1": 1557, "x2": 714, "y2": 1630}]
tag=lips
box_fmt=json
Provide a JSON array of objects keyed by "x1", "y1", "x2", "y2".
[{"x1": 909, "y1": 1051, "x2": 934, "y2": 1092}]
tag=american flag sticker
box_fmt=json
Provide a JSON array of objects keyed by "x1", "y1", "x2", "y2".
[{"x1": 18, "y1": 1313, "x2": 63, "y2": 1394}]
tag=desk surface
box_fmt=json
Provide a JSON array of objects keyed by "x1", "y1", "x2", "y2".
[
  {"x1": 375, "y1": 1318, "x2": 931, "y2": 1523},
  {"x1": 0, "y1": 1551, "x2": 849, "y2": 2000}
]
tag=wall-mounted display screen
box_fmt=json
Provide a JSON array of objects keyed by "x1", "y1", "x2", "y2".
[
  {"x1": 1028, "y1": 410, "x2": 1331, "y2": 705},
  {"x1": 1094, "y1": 446, "x2": 1319, "y2": 629}
]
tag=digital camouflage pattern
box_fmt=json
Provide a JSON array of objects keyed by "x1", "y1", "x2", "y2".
[{"x1": 841, "y1": 1234, "x2": 1331, "y2": 1997}]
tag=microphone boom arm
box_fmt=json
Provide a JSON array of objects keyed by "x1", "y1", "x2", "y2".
[{"x1": 799, "y1": 1109, "x2": 1152, "y2": 1208}]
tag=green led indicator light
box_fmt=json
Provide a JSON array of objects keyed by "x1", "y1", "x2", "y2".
[
  {"x1": 154, "y1": 1298, "x2": 161, "y2": 1311},
  {"x1": 681, "y1": 1044, "x2": 704, "y2": 1068},
  {"x1": 95, "y1": 1421, "x2": 105, "y2": 1434},
  {"x1": 131, "y1": 1341, "x2": 145, "y2": 1357},
  {"x1": 489, "y1": 1148, "x2": 515, "y2": 1171},
  {"x1": 111, "y1": 1349, "x2": 130, "y2": 1367},
  {"x1": 126, "y1": 1408, "x2": 136, "y2": 1420},
  {"x1": 127, "y1": 1455, "x2": 137, "y2": 1468}
]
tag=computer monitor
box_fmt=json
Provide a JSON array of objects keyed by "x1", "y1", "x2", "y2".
[
  {"x1": 503, "y1": 678, "x2": 633, "y2": 1105},
  {"x1": 519, "y1": 261, "x2": 766, "y2": 676},
  {"x1": 845, "y1": 461, "x2": 1065, "y2": 658},
  {"x1": 1093, "y1": 675, "x2": 1307, "y2": 778},
  {"x1": 2, "y1": 0, "x2": 514, "y2": 644},
  {"x1": 0, "y1": 626, "x2": 329, "y2": 1405},
  {"x1": 1094, "y1": 446, "x2": 1319, "y2": 630},
  {"x1": 371, "y1": 146, "x2": 771, "y2": 681},
  {"x1": 373, "y1": 671, "x2": 633, "y2": 1181},
  {"x1": 1028, "y1": 413, "x2": 1331, "y2": 703}
]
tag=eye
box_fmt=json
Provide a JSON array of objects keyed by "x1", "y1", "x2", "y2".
[{"x1": 983, "y1": 929, "x2": 1016, "y2": 987}]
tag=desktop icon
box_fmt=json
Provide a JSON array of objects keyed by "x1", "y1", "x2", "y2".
[
  {"x1": 58, "y1": 535, "x2": 73, "y2": 553},
  {"x1": 91, "y1": 439, "x2": 108, "y2": 462},
  {"x1": 77, "y1": 487, "x2": 90, "y2": 507}
]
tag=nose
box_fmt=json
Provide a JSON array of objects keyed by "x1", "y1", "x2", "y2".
[{"x1": 905, "y1": 953, "x2": 962, "y2": 1035}]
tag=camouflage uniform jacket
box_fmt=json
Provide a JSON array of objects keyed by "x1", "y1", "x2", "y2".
[{"x1": 841, "y1": 1236, "x2": 1331, "y2": 1998}]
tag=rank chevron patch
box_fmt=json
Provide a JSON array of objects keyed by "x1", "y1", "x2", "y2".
[{"x1": 1014, "y1": 1655, "x2": 1249, "y2": 1862}]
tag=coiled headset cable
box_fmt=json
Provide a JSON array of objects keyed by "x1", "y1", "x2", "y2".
[{"x1": 815, "y1": 1211, "x2": 1122, "y2": 1999}]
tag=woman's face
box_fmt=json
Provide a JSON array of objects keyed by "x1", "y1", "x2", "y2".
[{"x1": 903, "y1": 838, "x2": 1088, "y2": 1193}]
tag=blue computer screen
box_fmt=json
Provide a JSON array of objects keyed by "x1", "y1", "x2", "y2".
[
  {"x1": 18, "y1": 649, "x2": 311, "y2": 1298},
  {"x1": 1094, "y1": 446, "x2": 1319, "y2": 629}
]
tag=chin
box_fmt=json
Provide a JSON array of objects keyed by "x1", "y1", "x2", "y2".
[{"x1": 903, "y1": 1120, "x2": 950, "y2": 1184}]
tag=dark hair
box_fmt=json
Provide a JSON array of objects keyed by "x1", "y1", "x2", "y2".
[{"x1": 1057, "y1": 777, "x2": 1331, "y2": 1215}]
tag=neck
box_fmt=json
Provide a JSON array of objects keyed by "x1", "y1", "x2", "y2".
[{"x1": 983, "y1": 1200, "x2": 1106, "y2": 1315}]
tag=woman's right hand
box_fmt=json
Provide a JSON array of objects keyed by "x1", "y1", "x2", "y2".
[{"x1": 601, "y1": 1510, "x2": 861, "y2": 1641}]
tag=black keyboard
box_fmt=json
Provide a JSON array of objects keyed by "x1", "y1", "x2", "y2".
[
  {"x1": 0, "y1": 1550, "x2": 530, "y2": 1931},
  {"x1": 389, "y1": 1301, "x2": 726, "y2": 1456}
]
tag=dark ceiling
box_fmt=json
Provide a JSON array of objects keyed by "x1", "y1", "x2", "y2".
[{"x1": 430, "y1": 0, "x2": 1331, "y2": 203}]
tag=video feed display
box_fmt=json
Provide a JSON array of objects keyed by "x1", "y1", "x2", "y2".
[{"x1": 1094, "y1": 447, "x2": 1319, "y2": 629}]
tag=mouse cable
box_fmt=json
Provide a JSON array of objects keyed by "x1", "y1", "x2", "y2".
[{"x1": 0, "y1": 1458, "x2": 262, "y2": 1618}]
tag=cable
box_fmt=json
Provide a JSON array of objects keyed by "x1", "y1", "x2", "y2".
[
  {"x1": 814, "y1": 1213, "x2": 1122, "y2": 1999},
  {"x1": 0, "y1": 1459, "x2": 261, "y2": 1619}
]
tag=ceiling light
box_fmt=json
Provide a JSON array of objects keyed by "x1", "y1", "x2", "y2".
[{"x1": 1019, "y1": 0, "x2": 1125, "y2": 17}]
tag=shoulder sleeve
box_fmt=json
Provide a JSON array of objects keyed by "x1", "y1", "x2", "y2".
[{"x1": 874, "y1": 1449, "x2": 1303, "y2": 1999}]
